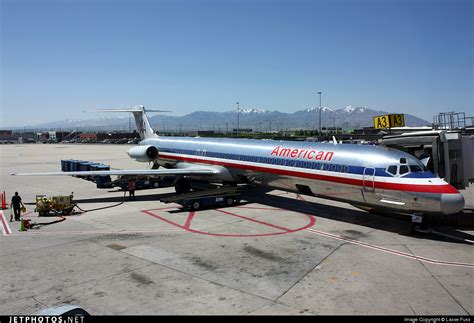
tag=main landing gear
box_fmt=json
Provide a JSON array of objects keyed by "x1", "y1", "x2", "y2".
[{"x1": 174, "y1": 178, "x2": 191, "y2": 194}]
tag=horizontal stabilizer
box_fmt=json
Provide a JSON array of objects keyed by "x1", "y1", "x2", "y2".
[
  {"x1": 97, "y1": 105, "x2": 171, "y2": 140},
  {"x1": 98, "y1": 108, "x2": 171, "y2": 113}
]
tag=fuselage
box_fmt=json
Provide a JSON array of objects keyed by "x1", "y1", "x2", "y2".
[{"x1": 142, "y1": 136, "x2": 465, "y2": 215}]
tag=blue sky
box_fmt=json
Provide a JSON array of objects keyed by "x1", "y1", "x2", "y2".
[{"x1": 1, "y1": 0, "x2": 472, "y2": 127}]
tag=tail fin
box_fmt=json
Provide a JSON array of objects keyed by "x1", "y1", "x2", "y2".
[{"x1": 99, "y1": 105, "x2": 170, "y2": 140}]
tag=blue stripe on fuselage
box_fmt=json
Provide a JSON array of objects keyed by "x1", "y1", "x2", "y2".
[{"x1": 158, "y1": 147, "x2": 435, "y2": 179}]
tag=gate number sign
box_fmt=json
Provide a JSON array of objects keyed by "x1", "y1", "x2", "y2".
[{"x1": 374, "y1": 114, "x2": 405, "y2": 129}]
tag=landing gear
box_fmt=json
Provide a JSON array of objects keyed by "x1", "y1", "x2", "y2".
[
  {"x1": 191, "y1": 201, "x2": 201, "y2": 210},
  {"x1": 410, "y1": 214, "x2": 424, "y2": 232},
  {"x1": 409, "y1": 213, "x2": 474, "y2": 244},
  {"x1": 411, "y1": 214, "x2": 423, "y2": 224},
  {"x1": 226, "y1": 197, "x2": 234, "y2": 206},
  {"x1": 175, "y1": 178, "x2": 191, "y2": 194}
]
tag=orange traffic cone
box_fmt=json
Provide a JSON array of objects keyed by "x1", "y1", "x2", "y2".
[{"x1": 1, "y1": 191, "x2": 6, "y2": 210}]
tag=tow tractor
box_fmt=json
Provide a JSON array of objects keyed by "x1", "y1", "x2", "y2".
[{"x1": 160, "y1": 185, "x2": 252, "y2": 210}]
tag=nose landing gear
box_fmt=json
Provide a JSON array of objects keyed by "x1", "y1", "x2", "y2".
[{"x1": 410, "y1": 213, "x2": 473, "y2": 244}]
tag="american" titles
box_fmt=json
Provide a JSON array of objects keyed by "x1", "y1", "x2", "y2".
[{"x1": 270, "y1": 146, "x2": 334, "y2": 161}]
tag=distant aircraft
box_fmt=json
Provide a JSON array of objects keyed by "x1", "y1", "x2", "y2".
[{"x1": 12, "y1": 105, "x2": 465, "y2": 220}]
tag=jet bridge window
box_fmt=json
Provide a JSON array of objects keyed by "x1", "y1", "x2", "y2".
[{"x1": 386, "y1": 165, "x2": 397, "y2": 176}]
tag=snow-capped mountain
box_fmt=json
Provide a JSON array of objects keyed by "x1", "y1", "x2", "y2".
[
  {"x1": 234, "y1": 108, "x2": 271, "y2": 114},
  {"x1": 19, "y1": 106, "x2": 430, "y2": 131},
  {"x1": 342, "y1": 106, "x2": 367, "y2": 113}
]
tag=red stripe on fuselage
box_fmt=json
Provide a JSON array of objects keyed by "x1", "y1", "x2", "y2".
[{"x1": 159, "y1": 153, "x2": 459, "y2": 194}]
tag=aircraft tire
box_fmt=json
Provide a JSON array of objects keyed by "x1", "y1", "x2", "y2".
[
  {"x1": 192, "y1": 201, "x2": 201, "y2": 210},
  {"x1": 226, "y1": 197, "x2": 234, "y2": 206}
]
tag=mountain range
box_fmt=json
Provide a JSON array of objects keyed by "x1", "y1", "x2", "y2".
[{"x1": 21, "y1": 106, "x2": 430, "y2": 132}]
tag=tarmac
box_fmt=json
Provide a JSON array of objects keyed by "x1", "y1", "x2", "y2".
[{"x1": 0, "y1": 143, "x2": 473, "y2": 315}]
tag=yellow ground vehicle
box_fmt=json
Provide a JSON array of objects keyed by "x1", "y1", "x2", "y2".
[{"x1": 35, "y1": 194, "x2": 75, "y2": 216}]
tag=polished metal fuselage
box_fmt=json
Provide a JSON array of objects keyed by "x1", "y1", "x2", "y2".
[{"x1": 142, "y1": 136, "x2": 464, "y2": 215}]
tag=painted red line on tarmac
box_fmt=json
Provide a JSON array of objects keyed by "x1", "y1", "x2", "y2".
[
  {"x1": 216, "y1": 209, "x2": 292, "y2": 232},
  {"x1": 235, "y1": 206, "x2": 285, "y2": 211},
  {"x1": 142, "y1": 209, "x2": 316, "y2": 238},
  {"x1": 184, "y1": 211, "x2": 196, "y2": 229},
  {"x1": 142, "y1": 210, "x2": 188, "y2": 229},
  {"x1": 291, "y1": 193, "x2": 474, "y2": 268},
  {"x1": 0, "y1": 211, "x2": 12, "y2": 235},
  {"x1": 305, "y1": 228, "x2": 474, "y2": 268}
]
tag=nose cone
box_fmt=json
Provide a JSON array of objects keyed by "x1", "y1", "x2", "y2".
[{"x1": 441, "y1": 193, "x2": 465, "y2": 215}]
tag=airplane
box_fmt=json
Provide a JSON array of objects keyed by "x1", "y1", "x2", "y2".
[{"x1": 11, "y1": 105, "x2": 465, "y2": 221}]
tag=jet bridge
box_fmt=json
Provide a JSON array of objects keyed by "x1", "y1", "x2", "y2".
[{"x1": 380, "y1": 129, "x2": 474, "y2": 190}]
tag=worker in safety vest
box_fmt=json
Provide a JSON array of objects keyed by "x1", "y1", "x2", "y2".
[{"x1": 127, "y1": 179, "x2": 136, "y2": 200}]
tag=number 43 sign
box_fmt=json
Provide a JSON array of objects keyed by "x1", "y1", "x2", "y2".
[{"x1": 374, "y1": 114, "x2": 405, "y2": 129}]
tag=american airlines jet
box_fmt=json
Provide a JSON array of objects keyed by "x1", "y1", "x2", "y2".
[{"x1": 12, "y1": 106, "x2": 465, "y2": 217}]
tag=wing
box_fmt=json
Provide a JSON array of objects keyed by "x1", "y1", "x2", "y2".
[{"x1": 11, "y1": 168, "x2": 220, "y2": 177}]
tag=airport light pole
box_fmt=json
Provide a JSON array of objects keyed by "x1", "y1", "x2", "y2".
[
  {"x1": 236, "y1": 102, "x2": 240, "y2": 135},
  {"x1": 265, "y1": 120, "x2": 271, "y2": 133},
  {"x1": 317, "y1": 91, "x2": 322, "y2": 136},
  {"x1": 329, "y1": 116, "x2": 339, "y2": 134}
]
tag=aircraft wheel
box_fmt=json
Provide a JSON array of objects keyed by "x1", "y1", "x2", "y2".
[
  {"x1": 226, "y1": 197, "x2": 234, "y2": 206},
  {"x1": 192, "y1": 201, "x2": 201, "y2": 210}
]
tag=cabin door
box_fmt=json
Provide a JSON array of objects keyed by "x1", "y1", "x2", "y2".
[{"x1": 362, "y1": 167, "x2": 375, "y2": 192}]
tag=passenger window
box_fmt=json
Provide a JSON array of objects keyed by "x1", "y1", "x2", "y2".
[
  {"x1": 344, "y1": 166, "x2": 349, "y2": 173},
  {"x1": 387, "y1": 165, "x2": 397, "y2": 176},
  {"x1": 399, "y1": 165, "x2": 409, "y2": 175}
]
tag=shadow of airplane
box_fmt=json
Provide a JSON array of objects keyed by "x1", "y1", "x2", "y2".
[
  {"x1": 243, "y1": 189, "x2": 474, "y2": 245},
  {"x1": 57, "y1": 186, "x2": 474, "y2": 244}
]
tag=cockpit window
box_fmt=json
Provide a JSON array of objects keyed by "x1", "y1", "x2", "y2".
[
  {"x1": 409, "y1": 165, "x2": 424, "y2": 173},
  {"x1": 400, "y1": 158, "x2": 407, "y2": 164},
  {"x1": 399, "y1": 165, "x2": 409, "y2": 175},
  {"x1": 387, "y1": 165, "x2": 397, "y2": 175}
]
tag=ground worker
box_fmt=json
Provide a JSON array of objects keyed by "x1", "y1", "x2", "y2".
[
  {"x1": 10, "y1": 192, "x2": 25, "y2": 222},
  {"x1": 127, "y1": 179, "x2": 136, "y2": 200}
]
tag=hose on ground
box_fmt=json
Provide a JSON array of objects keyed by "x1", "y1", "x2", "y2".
[{"x1": 72, "y1": 191, "x2": 128, "y2": 213}]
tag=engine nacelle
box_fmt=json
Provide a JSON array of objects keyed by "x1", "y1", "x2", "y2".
[{"x1": 127, "y1": 145, "x2": 159, "y2": 163}]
